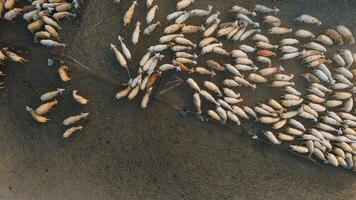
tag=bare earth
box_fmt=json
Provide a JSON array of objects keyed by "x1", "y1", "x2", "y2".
[{"x1": 0, "y1": 0, "x2": 355, "y2": 199}]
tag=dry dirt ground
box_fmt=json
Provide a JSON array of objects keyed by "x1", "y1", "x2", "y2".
[{"x1": 0, "y1": 0, "x2": 355, "y2": 199}]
